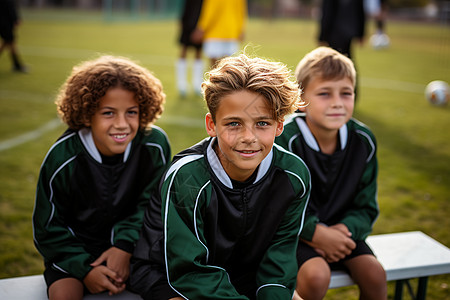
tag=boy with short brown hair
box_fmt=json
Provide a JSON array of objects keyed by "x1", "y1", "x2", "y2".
[{"x1": 276, "y1": 46, "x2": 387, "y2": 300}]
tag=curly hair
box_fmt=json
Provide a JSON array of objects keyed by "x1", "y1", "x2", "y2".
[
  {"x1": 202, "y1": 53, "x2": 303, "y2": 123},
  {"x1": 55, "y1": 55, "x2": 165, "y2": 130},
  {"x1": 295, "y1": 46, "x2": 356, "y2": 91}
]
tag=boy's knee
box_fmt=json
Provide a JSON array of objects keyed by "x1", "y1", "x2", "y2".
[
  {"x1": 347, "y1": 255, "x2": 387, "y2": 292},
  {"x1": 48, "y1": 278, "x2": 84, "y2": 300},
  {"x1": 300, "y1": 268, "x2": 330, "y2": 286},
  {"x1": 297, "y1": 258, "x2": 331, "y2": 293}
]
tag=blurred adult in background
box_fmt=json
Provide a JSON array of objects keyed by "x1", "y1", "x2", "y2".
[
  {"x1": 318, "y1": 0, "x2": 366, "y2": 101},
  {"x1": 0, "y1": 0, "x2": 27, "y2": 72},
  {"x1": 191, "y1": 0, "x2": 247, "y2": 67},
  {"x1": 318, "y1": 0, "x2": 366, "y2": 60},
  {"x1": 176, "y1": 0, "x2": 204, "y2": 97}
]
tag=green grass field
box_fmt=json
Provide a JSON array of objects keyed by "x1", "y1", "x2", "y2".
[{"x1": 0, "y1": 9, "x2": 449, "y2": 299}]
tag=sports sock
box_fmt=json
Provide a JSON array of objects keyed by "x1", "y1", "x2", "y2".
[
  {"x1": 176, "y1": 58, "x2": 188, "y2": 96},
  {"x1": 193, "y1": 59, "x2": 204, "y2": 95}
]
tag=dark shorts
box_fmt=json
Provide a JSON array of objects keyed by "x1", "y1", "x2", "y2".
[
  {"x1": 43, "y1": 262, "x2": 88, "y2": 295},
  {"x1": 179, "y1": 29, "x2": 202, "y2": 49},
  {"x1": 141, "y1": 277, "x2": 179, "y2": 300},
  {"x1": 0, "y1": 26, "x2": 15, "y2": 42},
  {"x1": 297, "y1": 240, "x2": 375, "y2": 270},
  {"x1": 129, "y1": 258, "x2": 180, "y2": 300}
]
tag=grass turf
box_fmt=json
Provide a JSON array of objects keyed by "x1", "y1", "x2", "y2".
[{"x1": 0, "y1": 9, "x2": 449, "y2": 299}]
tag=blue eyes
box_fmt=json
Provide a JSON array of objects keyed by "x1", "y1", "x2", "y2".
[
  {"x1": 257, "y1": 121, "x2": 269, "y2": 126},
  {"x1": 226, "y1": 121, "x2": 270, "y2": 127}
]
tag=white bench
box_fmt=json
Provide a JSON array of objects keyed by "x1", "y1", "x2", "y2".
[
  {"x1": 1, "y1": 231, "x2": 449, "y2": 299},
  {"x1": 0, "y1": 274, "x2": 142, "y2": 299},
  {"x1": 329, "y1": 231, "x2": 450, "y2": 300}
]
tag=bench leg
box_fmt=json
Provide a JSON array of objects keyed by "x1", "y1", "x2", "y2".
[
  {"x1": 394, "y1": 277, "x2": 429, "y2": 300},
  {"x1": 416, "y1": 277, "x2": 428, "y2": 300},
  {"x1": 394, "y1": 280, "x2": 404, "y2": 300}
]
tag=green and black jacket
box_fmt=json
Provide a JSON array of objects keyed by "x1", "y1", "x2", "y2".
[
  {"x1": 276, "y1": 114, "x2": 379, "y2": 242},
  {"x1": 32, "y1": 126, "x2": 171, "y2": 280},
  {"x1": 132, "y1": 137, "x2": 311, "y2": 299}
]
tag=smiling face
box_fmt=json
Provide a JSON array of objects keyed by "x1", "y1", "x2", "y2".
[
  {"x1": 206, "y1": 90, "x2": 284, "y2": 182},
  {"x1": 88, "y1": 87, "x2": 139, "y2": 157},
  {"x1": 302, "y1": 76, "x2": 355, "y2": 137}
]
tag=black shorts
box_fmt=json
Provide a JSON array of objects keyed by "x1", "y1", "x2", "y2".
[
  {"x1": 129, "y1": 258, "x2": 180, "y2": 300},
  {"x1": 179, "y1": 29, "x2": 202, "y2": 49},
  {"x1": 141, "y1": 277, "x2": 179, "y2": 300},
  {"x1": 0, "y1": 26, "x2": 15, "y2": 42},
  {"x1": 297, "y1": 240, "x2": 375, "y2": 270},
  {"x1": 43, "y1": 262, "x2": 88, "y2": 295}
]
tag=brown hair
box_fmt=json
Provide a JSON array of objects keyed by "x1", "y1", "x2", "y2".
[
  {"x1": 202, "y1": 53, "x2": 303, "y2": 123},
  {"x1": 295, "y1": 46, "x2": 356, "y2": 91},
  {"x1": 55, "y1": 55, "x2": 165, "y2": 130}
]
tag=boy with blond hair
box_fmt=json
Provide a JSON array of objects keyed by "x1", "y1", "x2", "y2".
[
  {"x1": 130, "y1": 53, "x2": 311, "y2": 299},
  {"x1": 276, "y1": 46, "x2": 387, "y2": 300}
]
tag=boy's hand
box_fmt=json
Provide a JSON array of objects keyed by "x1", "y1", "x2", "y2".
[
  {"x1": 91, "y1": 247, "x2": 132, "y2": 283},
  {"x1": 309, "y1": 224, "x2": 356, "y2": 263},
  {"x1": 83, "y1": 265, "x2": 126, "y2": 295},
  {"x1": 330, "y1": 223, "x2": 352, "y2": 236}
]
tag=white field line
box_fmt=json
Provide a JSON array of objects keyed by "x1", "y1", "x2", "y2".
[
  {"x1": 0, "y1": 115, "x2": 204, "y2": 152},
  {"x1": 0, "y1": 118, "x2": 62, "y2": 152}
]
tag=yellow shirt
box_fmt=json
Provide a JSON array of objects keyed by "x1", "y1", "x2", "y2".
[{"x1": 197, "y1": 0, "x2": 247, "y2": 40}]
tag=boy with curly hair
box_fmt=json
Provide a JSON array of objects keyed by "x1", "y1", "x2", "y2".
[
  {"x1": 32, "y1": 55, "x2": 171, "y2": 299},
  {"x1": 276, "y1": 46, "x2": 386, "y2": 300},
  {"x1": 130, "y1": 53, "x2": 311, "y2": 299}
]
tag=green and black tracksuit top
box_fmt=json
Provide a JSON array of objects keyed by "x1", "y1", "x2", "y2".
[
  {"x1": 32, "y1": 126, "x2": 171, "y2": 280},
  {"x1": 275, "y1": 114, "x2": 379, "y2": 242},
  {"x1": 131, "y1": 137, "x2": 311, "y2": 299}
]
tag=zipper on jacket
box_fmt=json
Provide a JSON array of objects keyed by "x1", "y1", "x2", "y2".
[{"x1": 241, "y1": 188, "x2": 248, "y2": 236}]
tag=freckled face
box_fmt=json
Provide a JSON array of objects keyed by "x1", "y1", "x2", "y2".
[
  {"x1": 302, "y1": 76, "x2": 354, "y2": 135},
  {"x1": 89, "y1": 87, "x2": 139, "y2": 157},
  {"x1": 206, "y1": 90, "x2": 284, "y2": 182}
]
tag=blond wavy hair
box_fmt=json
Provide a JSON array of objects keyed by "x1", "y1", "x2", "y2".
[
  {"x1": 55, "y1": 55, "x2": 165, "y2": 130},
  {"x1": 202, "y1": 53, "x2": 303, "y2": 123}
]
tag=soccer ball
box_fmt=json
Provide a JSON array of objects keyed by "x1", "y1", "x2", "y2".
[
  {"x1": 370, "y1": 33, "x2": 390, "y2": 50},
  {"x1": 425, "y1": 80, "x2": 449, "y2": 106}
]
